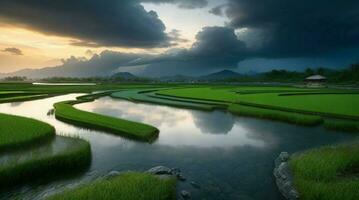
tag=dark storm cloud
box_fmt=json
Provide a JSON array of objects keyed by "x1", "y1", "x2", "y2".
[
  {"x1": 0, "y1": 0, "x2": 169, "y2": 48},
  {"x1": 141, "y1": 26, "x2": 248, "y2": 76},
  {"x1": 2, "y1": 47, "x2": 23, "y2": 56},
  {"x1": 140, "y1": 0, "x2": 208, "y2": 9},
  {"x1": 212, "y1": 0, "x2": 359, "y2": 57},
  {"x1": 8, "y1": 26, "x2": 248, "y2": 78}
]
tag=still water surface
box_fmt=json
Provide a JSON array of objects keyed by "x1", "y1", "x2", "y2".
[{"x1": 0, "y1": 94, "x2": 356, "y2": 200}]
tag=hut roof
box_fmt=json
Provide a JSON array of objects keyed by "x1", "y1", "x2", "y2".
[{"x1": 305, "y1": 75, "x2": 327, "y2": 80}]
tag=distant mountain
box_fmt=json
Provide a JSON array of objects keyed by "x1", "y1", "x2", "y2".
[
  {"x1": 198, "y1": 70, "x2": 242, "y2": 81},
  {"x1": 111, "y1": 72, "x2": 137, "y2": 80}
]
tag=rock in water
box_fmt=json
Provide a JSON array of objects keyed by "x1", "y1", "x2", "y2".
[
  {"x1": 147, "y1": 166, "x2": 172, "y2": 175},
  {"x1": 275, "y1": 152, "x2": 290, "y2": 167},
  {"x1": 273, "y1": 152, "x2": 299, "y2": 200},
  {"x1": 190, "y1": 181, "x2": 200, "y2": 189},
  {"x1": 105, "y1": 170, "x2": 121, "y2": 179},
  {"x1": 180, "y1": 190, "x2": 191, "y2": 200},
  {"x1": 177, "y1": 174, "x2": 186, "y2": 181}
]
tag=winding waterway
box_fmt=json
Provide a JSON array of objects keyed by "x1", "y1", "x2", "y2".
[{"x1": 0, "y1": 94, "x2": 356, "y2": 200}]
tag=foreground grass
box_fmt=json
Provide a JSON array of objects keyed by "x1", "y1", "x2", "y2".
[
  {"x1": 0, "y1": 136, "x2": 91, "y2": 188},
  {"x1": 0, "y1": 113, "x2": 55, "y2": 151},
  {"x1": 54, "y1": 95, "x2": 159, "y2": 142},
  {"x1": 48, "y1": 172, "x2": 176, "y2": 200},
  {"x1": 290, "y1": 143, "x2": 359, "y2": 200}
]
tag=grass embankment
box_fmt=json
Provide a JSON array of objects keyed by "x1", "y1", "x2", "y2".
[
  {"x1": 54, "y1": 93, "x2": 159, "y2": 142},
  {"x1": 157, "y1": 87, "x2": 238, "y2": 102},
  {"x1": 48, "y1": 172, "x2": 176, "y2": 200},
  {"x1": 0, "y1": 136, "x2": 91, "y2": 188},
  {"x1": 0, "y1": 113, "x2": 55, "y2": 151},
  {"x1": 228, "y1": 104, "x2": 323, "y2": 126},
  {"x1": 290, "y1": 143, "x2": 359, "y2": 200},
  {"x1": 111, "y1": 89, "x2": 227, "y2": 111},
  {"x1": 0, "y1": 91, "x2": 50, "y2": 103}
]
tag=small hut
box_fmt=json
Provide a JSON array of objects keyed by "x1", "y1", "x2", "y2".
[{"x1": 305, "y1": 75, "x2": 327, "y2": 87}]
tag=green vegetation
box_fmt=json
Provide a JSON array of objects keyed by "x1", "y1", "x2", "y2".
[
  {"x1": 324, "y1": 119, "x2": 359, "y2": 132},
  {"x1": 111, "y1": 89, "x2": 226, "y2": 111},
  {"x1": 228, "y1": 104, "x2": 323, "y2": 126},
  {"x1": 226, "y1": 63, "x2": 359, "y2": 84},
  {"x1": 48, "y1": 172, "x2": 176, "y2": 200},
  {"x1": 54, "y1": 93, "x2": 159, "y2": 142},
  {"x1": 0, "y1": 136, "x2": 91, "y2": 188},
  {"x1": 290, "y1": 143, "x2": 359, "y2": 200},
  {"x1": 157, "y1": 87, "x2": 238, "y2": 102},
  {"x1": 238, "y1": 93, "x2": 359, "y2": 119},
  {"x1": 0, "y1": 113, "x2": 55, "y2": 151}
]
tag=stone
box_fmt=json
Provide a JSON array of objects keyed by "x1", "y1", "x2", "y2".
[
  {"x1": 105, "y1": 170, "x2": 120, "y2": 179},
  {"x1": 273, "y1": 152, "x2": 299, "y2": 200},
  {"x1": 180, "y1": 190, "x2": 191, "y2": 200},
  {"x1": 190, "y1": 181, "x2": 200, "y2": 189},
  {"x1": 47, "y1": 109, "x2": 55, "y2": 116},
  {"x1": 177, "y1": 174, "x2": 186, "y2": 181},
  {"x1": 147, "y1": 166, "x2": 172, "y2": 175},
  {"x1": 275, "y1": 152, "x2": 290, "y2": 167}
]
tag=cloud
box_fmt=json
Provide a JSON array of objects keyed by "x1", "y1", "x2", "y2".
[
  {"x1": 167, "y1": 29, "x2": 190, "y2": 44},
  {"x1": 211, "y1": 0, "x2": 359, "y2": 57},
  {"x1": 2, "y1": 47, "x2": 23, "y2": 56},
  {"x1": 140, "y1": 0, "x2": 208, "y2": 9},
  {"x1": 140, "y1": 26, "x2": 248, "y2": 76},
  {"x1": 0, "y1": 0, "x2": 170, "y2": 48},
  {"x1": 6, "y1": 26, "x2": 247, "y2": 77}
]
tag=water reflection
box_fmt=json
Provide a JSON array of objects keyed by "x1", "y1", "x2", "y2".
[
  {"x1": 192, "y1": 111, "x2": 235, "y2": 134},
  {"x1": 76, "y1": 97, "x2": 267, "y2": 148},
  {"x1": 0, "y1": 94, "x2": 356, "y2": 200}
]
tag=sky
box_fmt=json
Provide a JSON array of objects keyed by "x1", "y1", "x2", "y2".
[{"x1": 0, "y1": 0, "x2": 358, "y2": 77}]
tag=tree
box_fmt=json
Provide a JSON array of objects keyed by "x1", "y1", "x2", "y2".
[{"x1": 305, "y1": 68, "x2": 314, "y2": 76}]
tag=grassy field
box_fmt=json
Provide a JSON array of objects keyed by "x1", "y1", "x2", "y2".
[
  {"x1": 48, "y1": 172, "x2": 176, "y2": 200},
  {"x1": 54, "y1": 94, "x2": 159, "y2": 142},
  {"x1": 238, "y1": 93, "x2": 359, "y2": 119},
  {"x1": 0, "y1": 136, "x2": 91, "y2": 188},
  {"x1": 0, "y1": 113, "x2": 55, "y2": 151},
  {"x1": 290, "y1": 143, "x2": 359, "y2": 200}
]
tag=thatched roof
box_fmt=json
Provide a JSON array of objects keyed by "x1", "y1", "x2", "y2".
[{"x1": 305, "y1": 75, "x2": 327, "y2": 80}]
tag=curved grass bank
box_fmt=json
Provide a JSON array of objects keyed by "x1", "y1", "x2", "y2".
[
  {"x1": 47, "y1": 172, "x2": 176, "y2": 200},
  {"x1": 0, "y1": 113, "x2": 55, "y2": 151},
  {"x1": 228, "y1": 104, "x2": 323, "y2": 126},
  {"x1": 324, "y1": 119, "x2": 359, "y2": 132},
  {"x1": 290, "y1": 143, "x2": 359, "y2": 200},
  {"x1": 0, "y1": 136, "x2": 91, "y2": 188},
  {"x1": 54, "y1": 94, "x2": 159, "y2": 142},
  {"x1": 111, "y1": 90, "x2": 226, "y2": 111}
]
